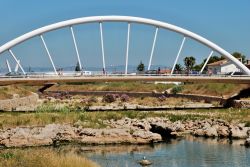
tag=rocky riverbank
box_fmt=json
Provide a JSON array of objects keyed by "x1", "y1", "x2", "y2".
[{"x1": 0, "y1": 117, "x2": 250, "y2": 148}]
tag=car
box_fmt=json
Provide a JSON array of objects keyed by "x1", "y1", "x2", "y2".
[
  {"x1": 226, "y1": 72, "x2": 244, "y2": 76},
  {"x1": 145, "y1": 70, "x2": 158, "y2": 75},
  {"x1": 5, "y1": 71, "x2": 23, "y2": 77}
]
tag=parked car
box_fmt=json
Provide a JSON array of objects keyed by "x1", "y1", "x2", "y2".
[
  {"x1": 145, "y1": 70, "x2": 158, "y2": 75},
  {"x1": 226, "y1": 72, "x2": 244, "y2": 76},
  {"x1": 5, "y1": 72, "x2": 23, "y2": 77}
]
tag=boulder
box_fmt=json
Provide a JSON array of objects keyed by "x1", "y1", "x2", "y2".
[
  {"x1": 230, "y1": 125, "x2": 249, "y2": 139},
  {"x1": 193, "y1": 129, "x2": 205, "y2": 136},
  {"x1": 171, "y1": 121, "x2": 185, "y2": 132},
  {"x1": 150, "y1": 123, "x2": 173, "y2": 140},
  {"x1": 217, "y1": 126, "x2": 230, "y2": 137},
  {"x1": 204, "y1": 126, "x2": 218, "y2": 137},
  {"x1": 132, "y1": 130, "x2": 161, "y2": 141},
  {"x1": 244, "y1": 138, "x2": 250, "y2": 147}
]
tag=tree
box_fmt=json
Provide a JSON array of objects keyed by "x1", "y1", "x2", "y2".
[
  {"x1": 174, "y1": 64, "x2": 183, "y2": 73},
  {"x1": 232, "y1": 52, "x2": 246, "y2": 63},
  {"x1": 207, "y1": 55, "x2": 223, "y2": 64},
  {"x1": 137, "y1": 61, "x2": 145, "y2": 72},
  {"x1": 193, "y1": 64, "x2": 202, "y2": 71},
  {"x1": 184, "y1": 56, "x2": 196, "y2": 74},
  {"x1": 75, "y1": 61, "x2": 81, "y2": 72}
]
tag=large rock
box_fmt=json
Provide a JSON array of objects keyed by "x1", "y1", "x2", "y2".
[
  {"x1": 150, "y1": 123, "x2": 174, "y2": 140},
  {"x1": 229, "y1": 125, "x2": 249, "y2": 139},
  {"x1": 193, "y1": 129, "x2": 205, "y2": 136},
  {"x1": 244, "y1": 138, "x2": 250, "y2": 147},
  {"x1": 132, "y1": 130, "x2": 161, "y2": 141},
  {"x1": 217, "y1": 126, "x2": 230, "y2": 137},
  {"x1": 204, "y1": 126, "x2": 218, "y2": 137}
]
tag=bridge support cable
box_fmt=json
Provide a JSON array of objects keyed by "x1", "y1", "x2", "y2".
[
  {"x1": 70, "y1": 26, "x2": 82, "y2": 71},
  {"x1": 171, "y1": 37, "x2": 186, "y2": 75},
  {"x1": 200, "y1": 51, "x2": 214, "y2": 74},
  {"x1": 6, "y1": 59, "x2": 12, "y2": 73},
  {"x1": 99, "y1": 22, "x2": 106, "y2": 72},
  {"x1": 125, "y1": 23, "x2": 131, "y2": 75},
  {"x1": 8, "y1": 49, "x2": 26, "y2": 75},
  {"x1": 40, "y1": 35, "x2": 58, "y2": 76},
  {"x1": 148, "y1": 27, "x2": 159, "y2": 71}
]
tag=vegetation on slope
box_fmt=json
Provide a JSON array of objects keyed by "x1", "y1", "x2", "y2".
[
  {"x1": 180, "y1": 83, "x2": 249, "y2": 97},
  {"x1": 0, "y1": 108, "x2": 249, "y2": 129},
  {"x1": 48, "y1": 82, "x2": 174, "y2": 93},
  {"x1": 0, "y1": 148, "x2": 99, "y2": 167},
  {"x1": 0, "y1": 85, "x2": 32, "y2": 100},
  {"x1": 47, "y1": 82, "x2": 250, "y2": 98}
]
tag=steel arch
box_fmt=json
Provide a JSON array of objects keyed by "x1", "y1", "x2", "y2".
[{"x1": 0, "y1": 15, "x2": 249, "y2": 75}]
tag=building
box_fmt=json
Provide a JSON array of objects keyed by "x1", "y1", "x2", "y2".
[
  {"x1": 245, "y1": 60, "x2": 250, "y2": 69},
  {"x1": 207, "y1": 59, "x2": 240, "y2": 75}
]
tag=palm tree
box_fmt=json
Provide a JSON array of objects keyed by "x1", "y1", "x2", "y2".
[
  {"x1": 184, "y1": 56, "x2": 196, "y2": 75},
  {"x1": 137, "y1": 61, "x2": 145, "y2": 72},
  {"x1": 75, "y1": 61, "x2": 81, "y2": 72},
  {"x1": 174, "y1": 64, "x2": 183, "y2": 74}
]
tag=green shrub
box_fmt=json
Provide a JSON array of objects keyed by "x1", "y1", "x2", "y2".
[
  {"x1": 171, "y1": 86, "x2": 183, "y2": 94},
  {"x1": 0, "y1": 152, "x2": 14, "y2": 159},
  {"x1": 102, "y1": 94, "x2": 116, "y2": 103},
  {"x1": 245, "y1": 121, "x2": 250, "y2": 127}
]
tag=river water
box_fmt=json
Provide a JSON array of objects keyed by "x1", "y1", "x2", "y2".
[
  {"x1": 81, "y1": 136, "x2": 250, "y2": 167},
  {"x1": 1, "y1": 136, "x2": 249, "y2": 167}
]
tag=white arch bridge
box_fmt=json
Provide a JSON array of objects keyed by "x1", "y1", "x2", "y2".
[{"x1": 0, "y1": 16, "x2": 250, "y2": 85}]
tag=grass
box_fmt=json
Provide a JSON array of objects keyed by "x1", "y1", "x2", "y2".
[
  {"x1": 131, "y1": 96, "x2": 190, "y2": 106},
  {"x1": 0, "y1": 108, "x2": 250, "y2": 129},
  {"x1": 0, "y1": 85, "x2": 32, "y2": 100},
  {"x1": 181, "y1": 83, "x2": 249, "y2": 97},
  {"x1": 47, "y1": 82, "x2": 250, "y2": 99},
  {"x1": 0, "y1": 148, "x2": 99, "y2": 167},
  {"x1": 48, "y1": 82, "x2": 174, "y2": 92},
  {"x1": 41, "y1": 95, "x2": 200, "y2": 111}
]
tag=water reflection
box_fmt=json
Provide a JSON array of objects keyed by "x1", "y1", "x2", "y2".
[{"x1": 77, "y1": 137, "x2": 250, "y2": 167}]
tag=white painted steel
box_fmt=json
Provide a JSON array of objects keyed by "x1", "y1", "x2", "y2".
[
  {"x1": 99, "y1": 22, "x2": 106, "y2": 71},
  {"x1": 171, "y1": 37, "x2": 186, "y2": 75},
  {"x1": 200, "y1": 51, "x2": 214, "y2": 74},
  {"x1": 40, "y1": 35, "x2": 58, "y2": 75},
  {"x1": 8, "y1": 49, "x2": 26, "y2": 74},
  {"x1": 125, "y1": 23, "x2": 130, "y2": 75},
  {"x1": 70, "y1": 26, "x2": 82, "y2": 70},
  {"x1": 6, "y1": 59, "x2": 11, "y2": 73},
  {"x1": 148, "y1": 27, "x2": 158, "y2": 70},
  {"x1": 14, "y1": 60, "x2": 20, "y2": 72},
  {"x1": 0, "y1": 16, "x2": 249, "y2": 75}
]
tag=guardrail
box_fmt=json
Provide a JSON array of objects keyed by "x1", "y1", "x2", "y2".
[{"x1": 0, "y1": 72, "x2": 250, "y2": 79}]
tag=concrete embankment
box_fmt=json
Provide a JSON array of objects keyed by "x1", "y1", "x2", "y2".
[{"x1": 1, "y1": 117, "x2": 249, "y2": 148}]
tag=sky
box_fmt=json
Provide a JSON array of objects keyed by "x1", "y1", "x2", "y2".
[{"x1": 0, "y1": 0, "x2": 249, "y2": 70}]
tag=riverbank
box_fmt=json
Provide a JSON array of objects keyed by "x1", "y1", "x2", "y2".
[{"x1": 1, "y1": 112, "x2": 250, "y2": 148}]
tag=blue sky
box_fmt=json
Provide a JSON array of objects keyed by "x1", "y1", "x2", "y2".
[{"x1": 0, "y1": 0, "x2": 249, "y2": 70}]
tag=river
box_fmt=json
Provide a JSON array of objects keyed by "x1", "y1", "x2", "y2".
[
  {"x1": 1, "y1": 136, "x2": 249, "y2": 167},
  {"x1": 83, "y1": 136, "x2": 250, "y2": 167}
]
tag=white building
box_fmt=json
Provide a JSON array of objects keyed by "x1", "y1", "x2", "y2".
[{"x1": 207, "y1": 59, "x2": 240, "y2": 75}]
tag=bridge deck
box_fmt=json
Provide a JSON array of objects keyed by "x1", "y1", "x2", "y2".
[{"x1": 0, "y1": 76, "x2": 249, "y2": 85}]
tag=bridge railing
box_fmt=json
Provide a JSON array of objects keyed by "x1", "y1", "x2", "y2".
[{"x1": 0, "y1": 71, "x2": 249, "y2": 79}]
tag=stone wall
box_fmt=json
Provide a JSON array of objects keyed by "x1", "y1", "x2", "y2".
[{"x1": 0, "y1": 93, "x2": 39, "y2": 111}]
